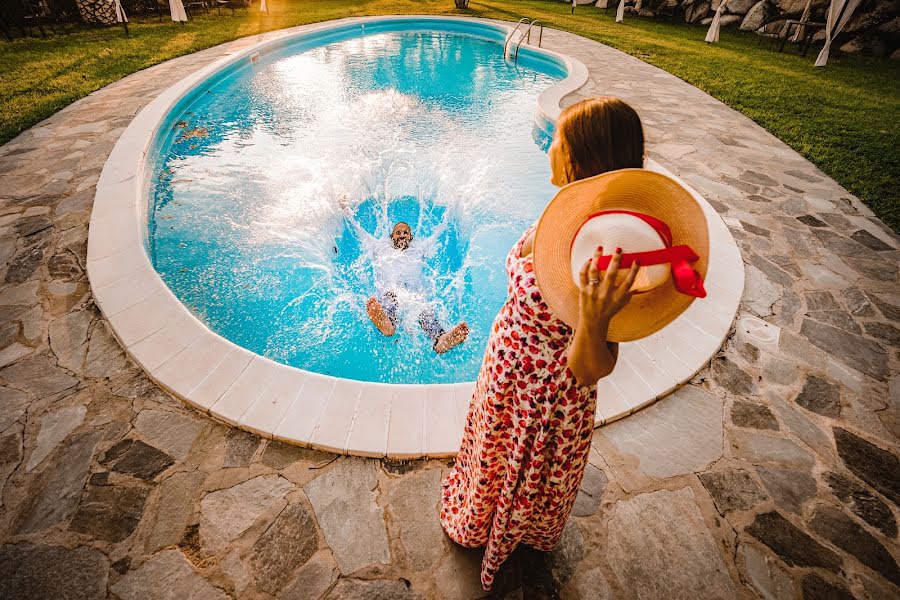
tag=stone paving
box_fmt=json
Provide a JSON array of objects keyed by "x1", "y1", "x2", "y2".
[{"x1": 1, "y1": 18, "x2": 899, "y2": 600}]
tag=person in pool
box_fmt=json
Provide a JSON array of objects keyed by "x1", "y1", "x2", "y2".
[{"x1": 365, "y1": 221, "x2": 469, "y2": 353}]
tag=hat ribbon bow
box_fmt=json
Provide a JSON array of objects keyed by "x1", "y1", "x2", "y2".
[{"x1": 588, "y1": 210, "x2": 707, "y2": 298}]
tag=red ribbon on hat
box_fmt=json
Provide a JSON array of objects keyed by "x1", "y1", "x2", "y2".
[{"x1": 580, "y1": 210, "x2": 706, "y2": 298}]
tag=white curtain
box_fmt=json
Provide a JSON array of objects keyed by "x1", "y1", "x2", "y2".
[
  {"x1": 169, "y1": 0, "x2": 188, "y2": 22},
  {"x1": 815, "y1": 0, "x2": 862, "y2": 66},
  {"x1": 113, "y1": 0, "x2": 127, "y2": 22},
  {"x1": 705, "y1": 0, "x2": 730, "y2": 43},
  {"x1": 616, "y1": 0, "x2": 626, "y2": 22},
  {"x1": 260, "y1": 0, "x2": 267, "y2": 12},
  {"x1": 791, "y1": 0, "x2": 812, "y2": 42}
]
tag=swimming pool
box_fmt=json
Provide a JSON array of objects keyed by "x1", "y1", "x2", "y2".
[{"x1": 148, "y1": 19, "x2": 568, "y2": 385}]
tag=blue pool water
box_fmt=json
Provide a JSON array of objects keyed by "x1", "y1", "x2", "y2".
[{"x1": 148, "y1": 20, "x2": 566, "y2": 384}]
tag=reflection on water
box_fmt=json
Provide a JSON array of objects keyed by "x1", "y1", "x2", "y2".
[{"x1": 149, "y1": 31, "x2": 561, "y2": 384}]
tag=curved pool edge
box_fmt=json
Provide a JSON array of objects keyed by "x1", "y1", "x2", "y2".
[{"x1": 87, "y1": 15, "x2": 743, "y2": 458}]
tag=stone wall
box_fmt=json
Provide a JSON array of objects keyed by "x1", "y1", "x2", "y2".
[{"x1": 592, "y1": 0, "x2": 900, "y2": 58}]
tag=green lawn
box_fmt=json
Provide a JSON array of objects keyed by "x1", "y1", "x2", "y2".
[{"x1": 1, "y1": 0, "x2": 897, "y2": 228}]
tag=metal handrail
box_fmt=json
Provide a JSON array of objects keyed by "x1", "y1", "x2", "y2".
[
  {"x1": 513, "y1": 20, "x2": 543, "y2": 62},
  {"x1": 503, "y1": 18, "x2": 530, "y2": 59}
]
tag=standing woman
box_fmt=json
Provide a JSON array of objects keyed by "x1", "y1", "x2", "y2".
[{"x1": 440, "y1": 97, "x2": 645, "y2": 590}]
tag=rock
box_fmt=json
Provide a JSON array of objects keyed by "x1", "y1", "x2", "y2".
[
  {"x1": 740, "y1": 543, "x2": 794, "y2": 600},
  {"x1": 756, "y1": 466, "x2": 816, "y2": 514},
  {"x1": 872, "y1": 294, "x2": 900, "y2": 321},
  {"x1": 699, "y1": 468, "x2": 768, "y2": 514},
  {"x1": 712, "y1": 357, "x2": 755, "y2": 395},
  {"x1": 323, "y1": 579, "x2": 422, "y2": 600},
  {"x1": 304, "y1": 459, "x2": 390, "y2": 574},
  {"x1": 797, "y1": 214, "x2": 828, "y2": 227},
  {"x1": 0, "y1": 280, "x2": 39, "y2": 306},
  {"x1": 200, "y1": 474, "x2": 293, "y2": 552},
  {"x1": 47, "y1": 280, "x2": 88, "y2": 316},
  {"x1": 0, "y1": 542, "x2": 108, "y2": 600},
  {"x1": 386, "y1": 468, "x2": 444, "y2": 571},
  {"x1": 729, "y1": 430, "x2": 815, "y2": 468},
  {"x1": 434, "y1": 545, "x2": 493, "y2": 600},
  {"x1": 744, "y1": 265, "x2": 781, "y2": 318},
  {"x1": 48, "y1": 310, "x2": 91, "y2": 363},
  {"x1": 864, "y1": 322, "x2": 900, "y2": 347},
  {"x1": 599, "y1": 385, "x2": 723, "y2": 479},
  {"x1": 544, "y1": 521, "x2": 584, "y2": 586},
  {"x1": 825, "y1": 471, "x2": 897, "y2": 539},
  {"x1": 769, "y1": 397, "x2": 834, "y2": 461},
  {"x1": 746, "y1": 511, "x2": 841, "y2": 570},
  {"x1": 100, "y1": 439, "x2": 174, "y2": 480},
  {"x1": 572, "y1": 461, "x2": 608, "y2": 517},
  {"x1": 725, "y1": 0, "x2": 758, "y2": 13},
  {"x1": 741, "y1": 1, "x2": 770, "y2": 31},
  {"x1": 223, "y1": 429, "x2": 260, "y2": 468},
  {"x1": 686, "y1": 0, "x2": 711, "y2": 22},
  {"x1": 794, "y1": 376, "x2": 841, "y2": 418},
  {"x1": 15, "y1": 432, "x2": 99, "y2": 534},
  {"x1": 134, "y1": 409, "x2": 203, "y2": 461},
  {"x1": 606, "y1": 487, "x2": 735, "y2": 598},
  {"x1": 810, "y1": 505, "x2": 900, "y2": 585},
  {"x1": 5, "y1": 242, "x2": 46, "y2": 283},
  {"x1": 249, "y1": 503, "x2": 318, "y2": 594},
  {"x1": 110, "y1": 550, "x2": 229, "y2": 600},
  {"x1": 807, "y1": 309, "x2": 862, "y2": 334},
  {"x1": 804, "y1": 291, "x2": 839, "y2": 311},
  {"x1": 26, "y1": 404, "x2": 86, "y2": 471},
  {"x1": 833, "y1": 427, "x2": 900, "y2": 505},
  {"x1": 570, "y1": 566, "x2": 614, "y2": 599},
  {"x1": 800, "y1": 573, "x2": 854, "y2": 600},
  {"x1": 800, "y1": 319, "x2": 888, "y2": 381},
  {"x1": 0, "y1": 385, "x2": 29, "y2": 431},
  {"x1": 47, "y1": 251, "x2": 83, "y2": 280},
  {"x1": 69, "y1": 483, "x2": 150, "y2": 542},
  {"x1": 261, "y1": 440, "x2": 315, "y2": 469},
  {"x1": 280, "y1": 551, "x2": 339, "y2": 600},
  {"x1": 842, "y1": 287, "x2": 876, "y2": 316},
  {"x1": 83, "y1": 323, "x2": 129, "y2": 380},
  {"x1": 1, "y1": 355, "x2": 78, "y2": 398},
  {"x1": 850, "y1": 258, "x2": 897, "y2": 282},
  {"x1": 850, "y1": 229, "x2": 893, "y2": 251},
  {"x1": 731, "y1": 400, "x2": 778, "y2": 430},
  {"x1": 0, "y1": 342, "x2": 31, "y2": 368},
  {"x1": 219, "y1": 550, "x2": 249, "y2": 594},
  {"x1": 145, "y1": 471, "x2": 205, "y2": 553}
]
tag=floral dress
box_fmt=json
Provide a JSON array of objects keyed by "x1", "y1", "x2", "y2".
[{"x1": 440, "y1": 223, "x2": 597, "y2": 590}]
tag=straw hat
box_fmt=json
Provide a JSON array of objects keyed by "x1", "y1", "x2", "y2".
[{"x1": 533, "y1": 169, "x2": 709, "y2": 342}]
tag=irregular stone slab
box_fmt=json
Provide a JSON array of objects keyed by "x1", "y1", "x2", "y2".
[
  {"x1": 746, "y1": 511, "x2": 840, "y2": 571},
  {"x1": 833, "y1": 427, "x2": 900, "y2": 505},
  {"x1": 48, "y1": 310, "x2": 92, "y2": 371},
  {"x1": 731, "y1": 400, "x2": 778, "y2": 430},
  {"x1": 281, "y1": 551, "x2": 339, "y2": 600},
  {"x1": 0, "y1": 281, "x2": 40, "y2": 306},
  {"x1": 711, "y1": 357, "x2": 755, "y2": 395},
  {"x1": 794, "y1": 376, "x2": 841, "y2": 418},
  {"x1": 0, "y1": 343, "x2": 32, "y2": 368},
  {"x1": 825, "y1": 471, "x2": 897, "y2": 538},
  {"x1": 544, "y1": 521, "x2": 584, "y2": 587},
  {"x1": 324, "y1": 579, "x2": 422, "y2": 600},
  {"x1": 219, "y1": 550, "x2": 249, "y2": 594},
  {"x1": 15, "y1": 431, "x2": 99, "y2": 534},
  {"x1": 769, "y1": 397, "x2": 834, "y2": 461},
  {"x1": 600, "y1": 385, "x2": 723, "y2": 479},
  {"x1": 739, "y1": 543, "x2": 794, "y2": 600},
  {"x1": 0, "y1": 385, "x2": 29, "y2": 431},
  {"x1": 249, "y1": 502, "x2": 318, "y2": 595},
  {"x1": 26, "y1": 404, "x2": 86, "y2": 471},
  {"x1": 200, "y1": 474, "x2": 293, "y2": 552},
  {"x1": 100, "y1": 439, "x2": 174, "y2": 480},
  {"x1": 805, "y1": 291, "x2": 839, "y2": 311},
  {"x1": 699, "y1": 468, "x2": 768, "y2": 514},
  {"x1": 135, "y1": 409, "x2": 204, "y2": 461},
  {"x1": 800, "y1": 319, "x2": 888, "y2": 381},
  {"x1": 570, "y1": 567, "x2": 614, "y2": 600},
  {"x1": 386, "y1": 468, "x2": 443, "y2": 572},
  {"x1": 810, "y1": 505, "x2": 900, "y2": 586},
  {"x1": 744, "y1": 265, "x2": 781, "y2": 317},
  {"x1": 223, "y1": 429, "x2": 260, "y2": 468},
  {"x1": 756, "y1": 466, "x2": 817, "y2": 515},
  {"x1": 304, "y1": 459, "x2": 390, "y2": 574},
  {"x1": 572, "y1": 462, "x2": 608, "y2": 517},
  {"x1": 0, "y1": 355, "x2": 78, "y2": 399},
  {"x1": 800, "y1": 574, "x2": 854, "y2": 600},
  {"x1": 0, "y1": 542, "x2": 108, "y2": 600},
  {"x1": 864, "y1": 322, "x2": 900, "y2": 347},
  {"x1": 729, "y1": 430, "x2": 815, "y2": 468},
  {"x1": 261, "y1": 440, "x2": 315, "y2": 469},
  {"x1": 110, "y1": 550, "x2": 229, "y2": 600},
  {"x1": 69, "y1": 483, "x2": 150, "y2": 542},
  {"x1": 145, "y1": 470, "x2": 205, "y2": 553},
  {"x1": 83, "y1": 324, "x2": 129, "y2": 380},
  {"x1": 606, "y1": 487, "x2": 736, "y2": 598}
]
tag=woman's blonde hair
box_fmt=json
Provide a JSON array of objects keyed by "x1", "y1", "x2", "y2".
[{"x1": 556, "y1": 97, "x2": 645, "y2": 183}]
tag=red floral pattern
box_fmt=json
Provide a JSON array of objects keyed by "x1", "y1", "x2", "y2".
[{"x1": 440, "y1": 224, "x2": 597, "y2": 590}]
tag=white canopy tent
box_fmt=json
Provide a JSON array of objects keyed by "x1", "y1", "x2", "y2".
[
  {"x1": 616, "y1": 0, "x2": 626, "y2": 23},
  {"x1": 705, "y1": 0, "x2": 729, "y2": 43},
  {"x1": 816, "y1": 0, "x2": 862, "y2": 66},
  {"x1": 169, "y1": 0, "x2": 188, "y2": 23}
]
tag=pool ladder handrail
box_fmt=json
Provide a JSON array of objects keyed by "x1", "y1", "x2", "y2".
[{"x1": 504, "y1": 18, "x2": 543, "y2": 62}]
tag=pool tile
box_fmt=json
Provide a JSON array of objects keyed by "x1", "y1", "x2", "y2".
[
  {"x1": 153, "y1": 334, "x2": 236, "y2": 399},
  {"x1": 619, "y1": 344, "x2": 678, "y2": 399},
  {"x1": 345, "y1": 384, "x2": 392, "y2": 458},
  {"x1": 310, "y1": 380, "x2": 363, "y2": 454},
  {"x1": 210, "y1": 356, "x2": 274, "y2": 425},
  {"x1": 596, "y1": 377, "x2": 630, "y2": 424},
  {"x1": 274, "y1": 375, "x2": 335, "y2": 445},
  {"x1": 387, "y1": 391, "x2": 424, "y2": 459},
  {"x1": 107, "y1": 290, "x2": 175, "y2": 346},
  {"x1": 189, "y1": 349, "x2": 254, "y2": 411},
  {"x1": 606, "y1": 357, "x2": 655, "y2": 410},
  {"x1": 423, "y1": 385, "x2": 459, "y2": 457},
  {"x1": 239, "y1": 363, "x2": 306, "y2": 438},
  {"x1": 87, "y1": 244, "x2": 149, "y2": 288},
  {"x1": 93, "y1": 266, "x2": 166, "y2": 318},
  {"x1": 127, "y1": 308, "x2": 205, "y2": 373},
  {"x1": 638, "y1": 334, "x2": 697, "y2": 383},
  {"x1": 453, "y1": 382, "x2": 475, "y2": 427}
]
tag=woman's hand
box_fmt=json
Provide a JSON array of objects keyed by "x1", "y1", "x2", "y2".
[{"x1": 577, "y1": 246, "x2": 639, "y2": 334}]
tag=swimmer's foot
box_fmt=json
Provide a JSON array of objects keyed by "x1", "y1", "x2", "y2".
[
  {"x1": 435, "y1": 322, "x2": 468, "y2": 353},
  {"x1": 367, "y1": 298, "x2": 395, "y2": 336}
]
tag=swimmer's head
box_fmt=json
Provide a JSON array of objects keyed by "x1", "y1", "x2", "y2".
[{"x1": 391, "y1": 222, "x2": 413, "y2": 250}]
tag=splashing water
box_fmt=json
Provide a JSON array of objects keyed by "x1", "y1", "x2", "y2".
[{"x1": 149, "y1": 29, "x2": 564, "y2": 383}]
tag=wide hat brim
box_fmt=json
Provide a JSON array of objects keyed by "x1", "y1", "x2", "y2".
[{"x1": 533, "y1": 168, "x2": 709, "y2": 342}]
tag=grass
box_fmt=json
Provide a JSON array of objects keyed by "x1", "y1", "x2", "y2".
[{"x1": 1, "y1": 0, "x2": 897, "y2": 228}]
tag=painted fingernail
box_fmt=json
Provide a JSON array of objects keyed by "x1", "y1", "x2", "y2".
[{"x1": 615, "y1": 247, "x2": 622, "y2": 254}]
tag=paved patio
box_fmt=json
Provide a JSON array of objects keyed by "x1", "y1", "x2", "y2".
[{"x1": 0, "y1": 18, "x2": 898, "y2": 600}]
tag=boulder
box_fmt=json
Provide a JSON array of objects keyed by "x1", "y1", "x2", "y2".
[
  {"x1": 725, "y1": 0, "x2": 757, "y2": 14},
  {"x1": 686, "y1": 1, "x2": 712, "y2": 22},
  {"x1": 741, "y1": 1, "x2": 771, "y2": 31}
]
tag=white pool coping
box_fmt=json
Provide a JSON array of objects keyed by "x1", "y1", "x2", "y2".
[{"x1": 87, "y1": 16, "x2": 744, "y2": 458}]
